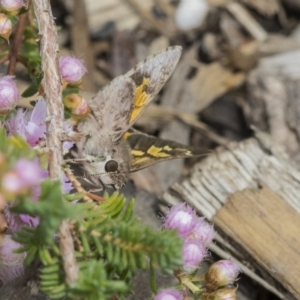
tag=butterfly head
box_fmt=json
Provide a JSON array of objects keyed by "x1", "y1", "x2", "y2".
[{"x1": 76, "y1": 134, "x2": 131, "y2": 190}]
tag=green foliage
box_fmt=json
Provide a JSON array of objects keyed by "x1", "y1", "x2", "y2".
[
  {"x1": 14, "y1": 191, "x2": 183, "y2": 299},
  {"x1": 12, "y1": 180, "x2": 80, "y2": 253},
  {"x1": 0, "y1": 128, "x2": 37, "y2": 169},
  {"x1": 0, "y1": 129, "x2": 183, "y2": 300},
  {"x1": 62, "y1": 87, "x2": 80, "y2": 98},
  {"x1": 20, "y1": 26, "x2": 42, "y2": 97}
]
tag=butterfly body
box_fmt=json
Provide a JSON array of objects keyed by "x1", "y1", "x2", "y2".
[
  {"x1": 75, "y1": 114, "x2": 131, "y2": 189},
  {"x1": 72, "y1": 46, "x2": 203, "y2": 190}
]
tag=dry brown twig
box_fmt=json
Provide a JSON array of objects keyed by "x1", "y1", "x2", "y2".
[
  {"x1": 31, "y1": 0, "x2": 79, "y2": 285},
  {"x1": 7, "y1": 13, "x2": 27, "y2": 75}
]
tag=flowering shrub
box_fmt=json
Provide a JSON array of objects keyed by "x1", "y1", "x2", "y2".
[
  {"x1": 154, "y1": 203, "x2": 240, "y2": 299},
  {"x1": 0, "y1": 1, "x2": 240, "y2": 299}
]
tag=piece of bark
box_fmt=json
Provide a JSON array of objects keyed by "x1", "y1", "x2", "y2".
[
  {"x1": 226, "y1": 2, "x2": 268, "y2": 41},
  {"x1": 124, "y1": 0, "x2": 177, "y2": 38},
  {"x1": 245, "y1": 50, "x2": 300, "y2": 166},
  {"x1": 70, "y1": 0, "x2": 96, "y2": 92},
  {"x1": 214, "y1": 186, "x2": 300, "y2": 299},
  {"x1": 241, "y1": 0, "x2": 281, "y2": 16},
  {"x1": 111, "y1": 31, "x2": 137, "y2": 77},
  {"x1": 258, "y1": 34, "x2": 300, "y2": 57},
  {"x1": 82, "y1": 0, "x2": 140, "y2": 32},
  {"x1": 201, "y1": 33, "x2": 222, "y2": 61},
  {"x1": 220, "y1": 12, "x2": 245, "y2": 48},
  {"x1": 163, "y1": 131, "x2": 300, "y2": 299},
  {"x1": 227, "y1": 40, "x2": 260, "y2": 71},
  {"x1": 189, "y1": 62, "x2": 245, "y2": 112},
  {"x1": 282, "y1": 0, "x2": 300, "y2": 12}
]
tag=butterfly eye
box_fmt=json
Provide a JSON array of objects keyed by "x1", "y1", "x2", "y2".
[{"x1": 105, "y1": 160, "x2": 118, "y2": 172}]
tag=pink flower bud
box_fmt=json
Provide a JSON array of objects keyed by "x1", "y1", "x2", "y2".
[
  {"x1": 0, "y1": 234, "x2": 25, "y2": 283},
  {"x1": 154, "y1": 289, "x2": 184, "y2": 300},
  {"x1": 2, "y1": 171, "x2": 24, "y2": 194},
  {"x1": 182, "y1": 239, "x2": 206, "y2": 272},
  {"x1": 63, "y1": 93, "x2": 89, "y2": 116},
  {"x1": 0, "y1": 76, "x2": 19, "y2": 113},
  {"x1": 14, "y1": 159, "x2": 43, "y2": 186},
  {"x1": 59, "y1": 56, "x2": 87, "y2": 85},
  {"x1": 164, "y1": 203, "x2": 197, "y2": 237},
  {"x1": 0, "y1": 0, "x2": 24, "y2": 15},
  {"x1": 0, "y1": 13, "x2": 12, "y2": 41},
  {"x1": 205, "y1": 260, "x2": 241, "y2": 291},
  {"x1": 190, "y1": 218, "x2": 215, "y2": 245}
]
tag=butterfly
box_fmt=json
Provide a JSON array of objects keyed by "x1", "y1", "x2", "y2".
[{"x1": 72, "y1": 46, "x2": 203, "y2": 190}]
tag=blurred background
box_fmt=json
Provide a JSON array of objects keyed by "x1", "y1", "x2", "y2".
[{"x1": 15, "y1": 0, "x2": 300, "y2": 299}]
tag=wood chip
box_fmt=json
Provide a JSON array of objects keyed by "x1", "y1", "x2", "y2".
[
  {"x1": 215, "y1": 186, "x2": 300, "y2": 299},
  {"x1": 241, "y1": 0, "x2": 280, "y2": 16},
  {"x1": 189, "y1": 62, "x2": 245, "y2": 112},
  {"x1": 85, "y1": 0, "x2": 140, "y2": 32},
  {"x1": 163, "y1": 131, "x2": 300, "y2": 299},
  {"x1": 245, "y1": 50, "x2": 300, "y2": 166},
  {"x1": 226, "y1": 2, "x2": 268, "y2": 41}
]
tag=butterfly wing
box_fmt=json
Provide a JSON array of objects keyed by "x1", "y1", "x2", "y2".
[
  {"x1": 126, "y1": 46, "x2": 182, "y2": 126},
  {"x1": 125, "y1": 130, "x2": 205, "y2": 172},
  {"x1": 88, "y1": 46, "x2": 182, "y2": 140},
  {"x1": 88, "y1": 76, "x2": 136, "y2": 141}
]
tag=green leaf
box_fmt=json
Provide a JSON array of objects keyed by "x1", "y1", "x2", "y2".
[
  {"x1": 21, "y1": 82, "x2": 39, "y2": 97},
  {"x1": 13, "y1": 180, "x2": 80, "y2": 246}
]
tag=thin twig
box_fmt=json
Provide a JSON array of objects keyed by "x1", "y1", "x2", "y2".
[
  {"x1": 70, "y1": 0, "x2": 95, "y2": 92},
  {"x1": 227, "y1": 2, "x2": 268, "y2": 41},
  {"x1": 124, "y1": 0, "x2": 175, "y2": 39},
  {"x1": 31, "y1": 0, "x2": 79, "y2": 285},
  {"x1": 7, "y1": 13, "x2": 27, "y2": 75},
  {"x1": 0, "y1": 54, "x2": 9, "y2": 64}
]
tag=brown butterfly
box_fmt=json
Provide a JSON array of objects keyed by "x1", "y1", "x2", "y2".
[{"x1": 72, "y1": 46, "x2": 202, "y2": 190}]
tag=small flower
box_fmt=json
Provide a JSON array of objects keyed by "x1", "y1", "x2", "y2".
[
  {"x1": 0, "y1": 76, "x2": 19, "y2": 113},
  {"x1": 63, "y1": 93, "x2": 89, "y2": 116},
  {"x1": 190, "y1": 218, "x2": 215, "y2": 245},
  {"x1": 0, "y1": 13, "x2": 12, "y2": 41},
  {"x1": 205, "y1": 260, "x2": 241, "y2": 291},
  {"x1": 59, "y1": 56, "x2": 87, "y2": 85},
  {"x1": 0, "y1": 234, "x2": 26, "y2": 283},
  {"x1": 14, "y1": 158, "x2": 43, "y2": 186},
  {"x1": 164, "y1": 203, "x2": 197, "y2": 237},
  {"x1": 5, "y1": 99, "x2": 46, "y2": 147},
  {"x1": 182, "y1": 239, "x2": 206, "y2": 272},
  {"x1": 201, "y1": 288, "x2": 237, "y2": 300},
  {"x1": 2, "y1": 171, "x2": 24, "y2": 194},
  {"x1": 0, "y1": 0, "x2": 24, "y2": 15},
  {"x1": 154, "y1": 288, "x2": 184, "y2": 300}
]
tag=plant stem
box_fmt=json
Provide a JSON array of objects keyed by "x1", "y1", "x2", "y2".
[
  {"x1": 174, "y1": 270, "x2": 202, "y2": 294},
  {"x1": 150, "y1": 260, "x2": 158, "y2": 294},
  {"x1": 31, "y1": 0, "x2": 79, "y2": 285},
  {"x1": 7, "y1": 13, "x2": 27, "y2": 75}
]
